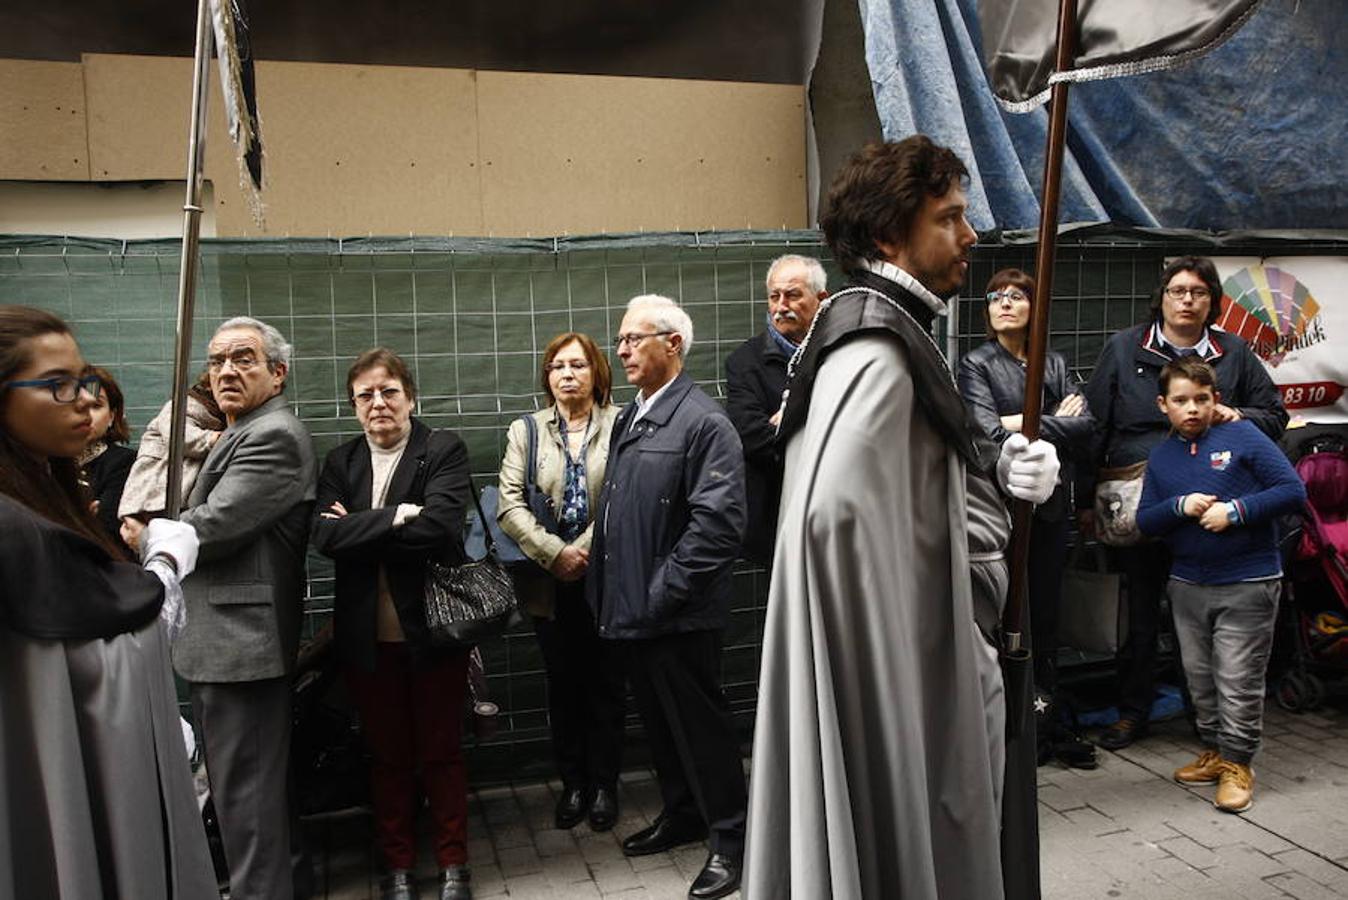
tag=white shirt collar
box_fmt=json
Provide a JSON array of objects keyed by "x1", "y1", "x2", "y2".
[
  {"x1": 630, "y1": 374, "x2": 677, "y2": 428},
  {"x1": 861, "y1": 258, "x2": 949, "y2": 316},
  {"x1": 1154, "y1": 322, "x2": 1214, "y2": 358}
]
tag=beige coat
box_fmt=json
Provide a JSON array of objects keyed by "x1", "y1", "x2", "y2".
[{"x1": 497, "y1": 404, "x2": 617, "y2": 618}]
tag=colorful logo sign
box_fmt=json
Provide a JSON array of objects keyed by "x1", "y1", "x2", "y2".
[{"x1": 1217, "y1": 265, "x2": 1325, "y2": 367}]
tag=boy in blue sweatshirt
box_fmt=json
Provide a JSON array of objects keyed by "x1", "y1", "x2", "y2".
[{"x1": 1138, "y1": 356, "x2": 1304, "y2": 814}]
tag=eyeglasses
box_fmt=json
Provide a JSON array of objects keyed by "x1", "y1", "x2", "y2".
[
  {"x1": 613, "y1": 331, "x2": 673, "y2": 349},
  {"x1": 546, "y1": 360, "x2": 590, "y2": 374},
  {"x1": 353, "y1": 386, "x2": 404, "y2": 406},
  {"x1": 2, "y1": 373, "x2": 103, "y2": 403},
  {"x1": 1164, "y1": 286, "x2": 1211, "y2": 301},
  {"x1": 206, "y1": 350, "x2": 262, "y2": 372},
  {"x1": 986, "y1": 289, "x2": 1030, "y2": 304}
]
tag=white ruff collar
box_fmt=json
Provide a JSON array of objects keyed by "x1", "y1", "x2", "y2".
[{"x1": 861, "y1": 259, "x2": 950, "y2": 317}]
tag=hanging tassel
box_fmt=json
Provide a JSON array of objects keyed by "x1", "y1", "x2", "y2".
[{"x1": 210, "y1": 0, "x2": 266, "y2": 228}]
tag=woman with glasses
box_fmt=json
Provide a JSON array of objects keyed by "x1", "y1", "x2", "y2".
[
  {"x1": 496, "y1": 332, "x2": 625, "y2": 832},
  {"x1": 957, "y1": 268, "x2": 1097, "y2": 768},
  {"x1": 0, "y1": 305, "x2": 216, "y2": 898},
  {"x1": 311, "y1": 347, "x2": 475, "y2": 900},
  {"x1": 79, "y1": 365, "x2": 137, "y2": 556},
  {"x1": 1079, "y1": 256, "x2": 1287, "y2": 752}
]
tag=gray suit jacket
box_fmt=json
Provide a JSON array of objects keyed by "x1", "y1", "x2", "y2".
[{"x1": 173, "y1": 394, "x2": 317, "y2": 683}]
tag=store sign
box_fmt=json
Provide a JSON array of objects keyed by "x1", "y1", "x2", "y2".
[{"x1": 1211, "y1": 257, "x2": 1347, "y2": 425}]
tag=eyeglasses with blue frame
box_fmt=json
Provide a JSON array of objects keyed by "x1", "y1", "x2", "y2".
[{"x1": 1, "y1": 373, "x2": 103, "y2": 403}]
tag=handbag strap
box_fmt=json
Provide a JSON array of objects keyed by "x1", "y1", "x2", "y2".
[
  {"x1": 523, "y1": 413, "x2": 540, "y2": 495},
  {"x1": 468, "y1": 475, "x2": 495, "y2": 554}
]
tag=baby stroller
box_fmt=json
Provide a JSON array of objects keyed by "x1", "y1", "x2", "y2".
[{"x1": 1274, "y1": 432, "x2": 1348, "y2": 712}]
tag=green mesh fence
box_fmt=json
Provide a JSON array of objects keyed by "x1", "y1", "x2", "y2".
[{"x1": 1, "y1": 229, "x2": 1335, "y2": 783}]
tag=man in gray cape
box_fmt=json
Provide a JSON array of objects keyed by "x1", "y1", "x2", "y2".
[{"x1": 743, "y1": 136, "x2": 1060, "y2": 899}]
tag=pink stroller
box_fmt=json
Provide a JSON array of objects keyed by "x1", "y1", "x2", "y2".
[{"x1": 1275, "y1": 435, "x2": 1348, "y2": 711}]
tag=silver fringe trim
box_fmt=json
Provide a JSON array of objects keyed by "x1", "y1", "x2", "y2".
[{"x1": 994, "y1": 0, "x2": 1266, "y2": 114}]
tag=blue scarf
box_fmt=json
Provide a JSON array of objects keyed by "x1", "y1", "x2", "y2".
[{"x1": 766, "y1": 313, "x2": 800, "y2": 357}]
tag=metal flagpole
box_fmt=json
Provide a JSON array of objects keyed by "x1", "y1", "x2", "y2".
[{"x1": 165, "y1": 0, "x2": 214, "y2": 520}]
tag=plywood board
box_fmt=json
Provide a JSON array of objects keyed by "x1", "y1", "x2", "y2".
[
  {"x1": 76, "y1": 54, "x2": 806, "y2": 237},
  {"x1": 477, "y1": 71, "x2": 806, "y2": 235},
  {"x1": 83, "y1": 54, "x2": 205, "y2": 181},
  {"x1": 0, "y1": 60, "x2": 90, "y2": 180},
  {"x1": 83, "y1": 54, "x2": 483, "y2": 237}
]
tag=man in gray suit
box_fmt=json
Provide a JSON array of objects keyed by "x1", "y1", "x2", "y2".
[{"x1": 128, "y1": 315, "x2": 317, "y2": 900}]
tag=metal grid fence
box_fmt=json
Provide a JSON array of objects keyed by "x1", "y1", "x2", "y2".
[{"x1": 1, "y1": 229, "x2": 1330, "y2": 782}]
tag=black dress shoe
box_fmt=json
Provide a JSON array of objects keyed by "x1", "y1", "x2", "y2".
[
  {"x1": 1053, "y1": 734, "x2": 1100, "y2": 770},
  {"x1": 555, "y1": 786, "x2": 588, "y2": 830},
  {"x1": 380, "y1": 869, "x2": 419, "y2": 900},
  {"x1": 1098, "y1": 714, "x2": 1148, "y2": 751},
  {"x1": 588, "y1": 786, "x2": 619, "y2": 832},
  {"x1": 438, "y1": 864, "x2": 472, "y2": 900},
  {"x1": 621, "y1": 815, "x2": 708, "y2": 857},
  {"x1": 688, "y1": 853, "x2": 741, "y2": 900}
]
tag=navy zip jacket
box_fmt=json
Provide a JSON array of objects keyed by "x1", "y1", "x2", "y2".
[
  {"x1": 587, "y1": 371, "x2": 747, "y2": 639},
  {"x1": 1078, "y1": 322, "x2": 1287, "y2": 508},
  {"x1": 1137, "y1": 420, "x2": 1305, "y2": 584}
]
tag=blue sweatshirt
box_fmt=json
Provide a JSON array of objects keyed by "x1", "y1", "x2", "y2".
[{"x1": 1137, "y1": 419, "x2": 1306, "y2": 584}]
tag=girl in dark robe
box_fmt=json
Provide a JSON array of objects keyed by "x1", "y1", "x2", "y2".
[{"x1": 0, "y1": 305, "x2": 217, "y2": 900}]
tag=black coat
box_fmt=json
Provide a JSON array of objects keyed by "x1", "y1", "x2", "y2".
[
  {"x1": 587, "y1": 372, "x2": 747, "y2": 640},
  {"x1": 1078, "y1": 322, "x2": 1288, "y2": 506},
  {"x1": 311, "y1": 418, "x2": 471, "y2": 671},
  {"x1": 0, "y1": 493, "x2": 163, "y2": 639},
  {"x1": 724, "y1": 330, "x2": 789, "y2": 565},
  {"x1": 83, "y1": 443, "x2": 136, "y2": 557},
  {"x1": 957, "y1": 340, "x2": 1093, "y2": 521}
]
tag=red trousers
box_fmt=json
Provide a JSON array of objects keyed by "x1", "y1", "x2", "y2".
[{"x1": 345, "y1": 643, "x2": 471, "y2": 870}]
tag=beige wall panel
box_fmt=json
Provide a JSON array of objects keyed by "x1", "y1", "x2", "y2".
[
  {"x1": 83, "y1": 54, "x2": 197, "y2": 181},
  {"x1": 477, "y1": 71, "x2": 806, "y2": 235},
  {"x1": 83, "y1": 54, "x2": 483, "y2": 237},
  {"x1": 0, "y1": 60, "x2": 90, "y2": 179}
]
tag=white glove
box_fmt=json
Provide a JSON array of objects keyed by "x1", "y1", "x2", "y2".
[
  {"x1": 996, "y1": 433, "x2": 1061, "y2": 505},
  {"x1": 142, "y1": 517, "x2": 200, "y2": 580},
  {"x1": 393, "y1": 503, "x2": 423, "y2": 528},
  {"x1": 146, "y1": 557, "x2": 188, "y2": 641}
]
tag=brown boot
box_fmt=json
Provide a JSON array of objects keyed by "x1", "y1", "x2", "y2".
[
  {"x1": 1173, "y1": 749, "x2": 1223, "y2": 785},
  {"x1": 1214, "y1": 760, "x2": 1254, "y2": 813}
]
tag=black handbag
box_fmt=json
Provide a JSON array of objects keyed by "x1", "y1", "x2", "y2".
[
  {"x1": 423, "y1": 478, "x2": 522, "y2": 647},
  {"x1": 1058, "y1": 544, "x2": 1130, "y2": 654}
]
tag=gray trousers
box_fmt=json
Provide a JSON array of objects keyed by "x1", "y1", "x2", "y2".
[
  {"x1": 1168, "y1": 578, "x2": 1280, "y2": 765},
  {"x1": 192, "y1": 677, "x2": 294, "y2": 900}
]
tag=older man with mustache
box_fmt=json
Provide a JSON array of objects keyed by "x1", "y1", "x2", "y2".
[{"x1": 723, "y1": 254, "x2": 827, "y2": 566}]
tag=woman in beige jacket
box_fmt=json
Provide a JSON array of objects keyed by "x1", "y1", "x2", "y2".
[{"x1": 497, "y1": 331, "x2": 625, "y2": 834}]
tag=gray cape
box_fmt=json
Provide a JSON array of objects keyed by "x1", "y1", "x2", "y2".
[
  {"x1": 0, "y1": 619, "x2": 218, "y2": 900},
  {"x1": 744, "y1": 332, "x2": 1009, "y2": 899}
]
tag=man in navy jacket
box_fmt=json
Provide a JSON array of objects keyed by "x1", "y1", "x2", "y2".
[{"x1": 588, "y1": 294, "x2": 747, "y2": 900}]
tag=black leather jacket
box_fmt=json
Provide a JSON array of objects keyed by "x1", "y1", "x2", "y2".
[{"x1": 957, "y1": 339, "x2": 1093, "y2": 520}]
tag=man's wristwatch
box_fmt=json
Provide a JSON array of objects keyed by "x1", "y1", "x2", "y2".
[{"x1": 1226, "y1": 503, "x2": 1241, "y2": 525}]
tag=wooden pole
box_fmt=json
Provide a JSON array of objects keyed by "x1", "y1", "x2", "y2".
[{"x1": 1003, "y1": 0, "x2": 1078, "y2": 647}]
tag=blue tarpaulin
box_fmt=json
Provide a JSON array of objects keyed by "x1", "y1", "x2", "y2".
[{"x1": 857, "y1": 0, "x2": 1348, "y2": 232}]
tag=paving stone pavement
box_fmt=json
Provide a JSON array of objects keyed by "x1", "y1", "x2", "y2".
[{"x1": 305, "y1": 701, "x2": 1348, "y2": 899}]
